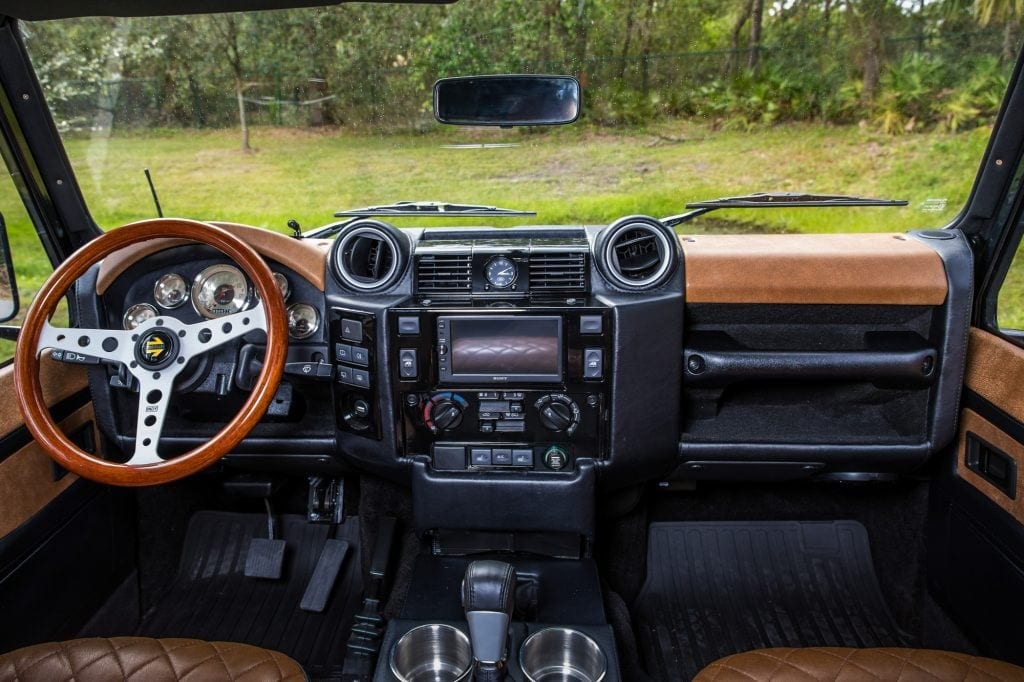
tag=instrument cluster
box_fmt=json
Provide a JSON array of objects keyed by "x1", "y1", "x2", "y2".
[{"x1": 120, "y1": 263, "x2": 319, "y2": 341}]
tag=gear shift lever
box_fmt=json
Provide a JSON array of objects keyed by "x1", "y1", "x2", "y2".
[{"x1": 461, "y1": 560, "x2": 516, "y2": 680}]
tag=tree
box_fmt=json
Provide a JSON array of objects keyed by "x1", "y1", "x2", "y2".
[
  {"x1": 748, "y1": 0, "x2": 765, "y2": 70},
  {"x1": 853, "y1": 0, "x2": 891, "y2": 104},
  {"x1": 975, "y1": 0, "x2": 1024, "y2": 61},
  {"x1": 210, "y1": 14, "x2": 255, "y2": 152}
]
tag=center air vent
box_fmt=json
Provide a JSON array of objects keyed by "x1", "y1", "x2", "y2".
[
  {"x1": 529, "y1": 252, "x2": 587, "y2": 291},
  {"x1": 599, "y1": 217, "x2": 676, "y2": 290},
  {"x1": 416, "y1": 254, "x2": 472, "y2": 293},
  {"x1": 334, "y1": 221, "x2": 406, "y2": 291}
]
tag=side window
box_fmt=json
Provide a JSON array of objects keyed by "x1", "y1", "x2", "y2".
[
  {"x1": 997, "y1": 239, "x2": 1024, "y2": 331},
  {"x1": 0, "y1": 173, "x2": 55, "y2": 363}
]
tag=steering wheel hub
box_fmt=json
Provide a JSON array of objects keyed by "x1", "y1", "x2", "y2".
[{"x1": 135, "y1": 327, "x2": 179, "y2": 369}]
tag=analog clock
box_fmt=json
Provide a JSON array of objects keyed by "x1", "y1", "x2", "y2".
[{"x1": 484, "y1": 255, "x2": 518, "y2": 289}]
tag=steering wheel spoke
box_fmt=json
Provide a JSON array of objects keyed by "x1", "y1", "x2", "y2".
[
  {"x1": 179, "y1": 302, "x2": 267, "y2": 360},
  {"x1": 37, "y1": 320, "x2": 135, "y2": 367},
  {"x1": 126, "y1": 369, "x2": 178, "y2": 465}
]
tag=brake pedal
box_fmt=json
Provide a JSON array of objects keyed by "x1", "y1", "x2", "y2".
[{"x1": 244, "y1": 499, "x2": 286, "y2": 580}]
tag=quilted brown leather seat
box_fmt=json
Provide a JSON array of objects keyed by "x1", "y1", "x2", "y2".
[
  {"x1": 0, "y1": 637, "x2": 306, "y2": 682},
  {"x1": 693, "y1": 647, "x2": 1024, "y2": 681}
]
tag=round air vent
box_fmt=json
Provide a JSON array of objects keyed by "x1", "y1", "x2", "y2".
[
  {"x1": 598, "y1": 216, "x2": 677, "y2": 290},
  {"x1": 333, "y1": 220, "x2": 408, "y2": 292}
]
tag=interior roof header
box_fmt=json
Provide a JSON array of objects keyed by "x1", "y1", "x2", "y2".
[{"x1": 0, "y1": 0, "x2": 452, "y2": 21}]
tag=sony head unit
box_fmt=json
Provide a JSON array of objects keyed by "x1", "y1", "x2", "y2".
[
  {"x1": 437, "y1": 315, "x2": 563, "y2": 384},
  {"x1": 388, "y1": 305, "x2": 612, "y2": 471}
]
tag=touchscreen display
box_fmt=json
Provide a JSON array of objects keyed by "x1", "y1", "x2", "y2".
[{"x1": 449, "y1": 317, "x2": 561, "y2": 378}]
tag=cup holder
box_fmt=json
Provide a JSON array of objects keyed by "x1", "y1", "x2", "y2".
[
  {"x1": 390, "y1": 624, "x2": 472, "y2": 682},
  {"x1": 519, "y1": 627, "x2": 608, "y2": 682}
]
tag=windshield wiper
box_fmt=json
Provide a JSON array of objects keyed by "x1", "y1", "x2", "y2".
[
  {"x1": 662, "y1": 192, "x2": 907, "y2": 227},
  {"x1": 336, "y1": 200, "x2": 534, "y2": 218},
  {"x1": 304, "y1": 201, "x2": 536, "y2": 238}
]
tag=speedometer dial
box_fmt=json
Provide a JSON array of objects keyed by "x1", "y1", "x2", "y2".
[{"x1": 191, "y1": 264, "x2": 249, "y2": 318}]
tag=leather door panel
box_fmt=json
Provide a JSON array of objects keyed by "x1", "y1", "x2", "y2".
[{"x1": 0, "y1": 357, "x2": 90, "y2": 537}]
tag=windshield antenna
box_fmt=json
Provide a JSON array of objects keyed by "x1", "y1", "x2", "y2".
[{"x1": 143, "y1": 168, "x2": 164, "y2": 218}]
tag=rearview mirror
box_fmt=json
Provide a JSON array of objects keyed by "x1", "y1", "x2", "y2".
[
  {"x1": 0, "y1": 212, "x2": 18, "y2": 323},
  {"x1": 433, "y1": 75, "x2": 581, "y2": 127}
]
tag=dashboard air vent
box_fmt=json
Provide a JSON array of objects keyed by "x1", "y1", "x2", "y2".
[
  {"x1": 416, "y1": 254, "x2": 472, "y2": 293},
  {"x1": 529, "y1": 252, "x2": 587, "y2": 291},
  {"x1": 334, "y1": 222, "x2": 405, "y2": 291},
  {"x1": 599, "y1": 218, "x2": 676, "y2": 290}
]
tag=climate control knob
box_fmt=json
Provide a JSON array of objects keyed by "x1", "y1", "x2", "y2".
[
  {"x1": 430, "y1": 399, "x2": 464, "y2": 431},
  {"x1": 535, "y1": 394, "x2": 580, "y2": 434},
  {"x1": 423, "y1": 392, "x2": 469, "y2": 433}
]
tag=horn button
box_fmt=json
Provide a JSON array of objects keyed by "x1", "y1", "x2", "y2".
[{"x1": 135, "y1": 328, "x2": 178, "y2": 369}]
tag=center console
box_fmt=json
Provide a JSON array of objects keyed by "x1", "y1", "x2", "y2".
[
  {"x1": 326, "y1": 220, "x2": 683, "y2": 535},
  {"x1": 389, "y1": 305, "x2": 612, "y2": 475}
]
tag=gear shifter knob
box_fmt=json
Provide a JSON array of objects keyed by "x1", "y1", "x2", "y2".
[{"x1": 461, "y1": 560, "x2": 516, "y2": 673}]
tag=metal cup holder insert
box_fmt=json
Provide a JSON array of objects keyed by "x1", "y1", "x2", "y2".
[
  {"x1": 390, "y1": 624, "x2": 473, "y2": 682},
  {"x1": 519, "y1": 627, "x2": 608, "y2": 682}
]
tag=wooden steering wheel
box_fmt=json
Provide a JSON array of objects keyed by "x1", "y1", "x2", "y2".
[{"x1": 14, "y1": 219, "x2": 288, "y2": 486}]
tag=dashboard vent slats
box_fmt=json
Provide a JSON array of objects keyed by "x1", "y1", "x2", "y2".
[
  {"x1": 334, "y1": 222, "x2": 405, "y2": 292},
  {"x1": 529, "y1": 252, "x2": 587, "y2": 291},
  {"x1": 417, "y1": 254, "x2": 472, "y2": 293},
  {"x1": 599, "y1": 220, "x2": 675, "y2": 290}
]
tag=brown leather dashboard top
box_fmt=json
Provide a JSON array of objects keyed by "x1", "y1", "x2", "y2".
[
  {"x1": 95, "y1": 221, "x2": 332, "y2": 294},
  {"x1": 679, "y1": 233, "x2": 948, "y2": 305}
]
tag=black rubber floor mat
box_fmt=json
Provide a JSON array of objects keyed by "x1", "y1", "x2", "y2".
[
  {"x1": 137, "y1": 511, "x2": 362, "y2": 681},
  {"x1": 634, "y1": 521, "x2": 910, "y2": 680}
]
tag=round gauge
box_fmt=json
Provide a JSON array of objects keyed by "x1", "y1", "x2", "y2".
[
  {"x1": 191, "y1": 264, "x2": 249, "y2": 319},
  {"x1": 123, "y1": 303, "x2": 157, "y2": 330},
  {"x1": 273, "y1": 272, "x2": 290, "y2": 301},
  {"x1": 484, "y1": 255, "x2": 518, "y2": 289},
  {"x1": 287, "y1": 303, "x2": 319, "y2": 340},
  {"x1": 153, "y1": 273, "x2": 188, "y2": 309}
]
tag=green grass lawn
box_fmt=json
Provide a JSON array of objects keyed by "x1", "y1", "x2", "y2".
[{"x1": 0, "y1": 121, "x2": 1005, "y2": 359}]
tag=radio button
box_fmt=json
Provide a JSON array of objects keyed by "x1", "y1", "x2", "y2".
[
  {"x1": 491, "y1": 448, "x2": 512, "y2": 465},
  {"x1": 335, "y1": 343, "x2": 352, "y2": 363},
  {"x1": 397, "y1": 316, "x2": 420, "y2": 335},
  {"x1": 584, "y1": 348, "x2": 603, "y2": 379},
  {"x1": 580, "y1": 315, "x2": 603, "y2": 335},
  {"x1": 470, "y1": 448, "x2": 493, "y2": 466},
  {"x1": 512, "y1": 449, "x2": 534, "y2": 466},
  {"x1": 340, "y1": 318, "x2": 362, "y2": 342},
  {"x1": 351, "y1": 368, "x2": 371, "y2": 388},
  {"x1": 399, "y1": 349, "x2": 418, "y2": 379},
  {"x1": 351, "y1": 346, "x2": 370, "y2": 367},
  {"x1": 434, "y1": 445, "x2": 465, "y2": 471}
]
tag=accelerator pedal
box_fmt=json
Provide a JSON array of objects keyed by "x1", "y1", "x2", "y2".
[{"x1": 300, "y1": 538, "x2": 351, "y2": 613}]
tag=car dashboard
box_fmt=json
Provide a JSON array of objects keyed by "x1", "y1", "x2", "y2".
[{"x1": 81, "y1": 217, "x2": 970, "y2": 534}]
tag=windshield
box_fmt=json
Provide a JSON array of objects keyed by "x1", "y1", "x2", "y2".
[{"x1": 19, "y1": 2, "x2": 1016, "y2": 236}]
